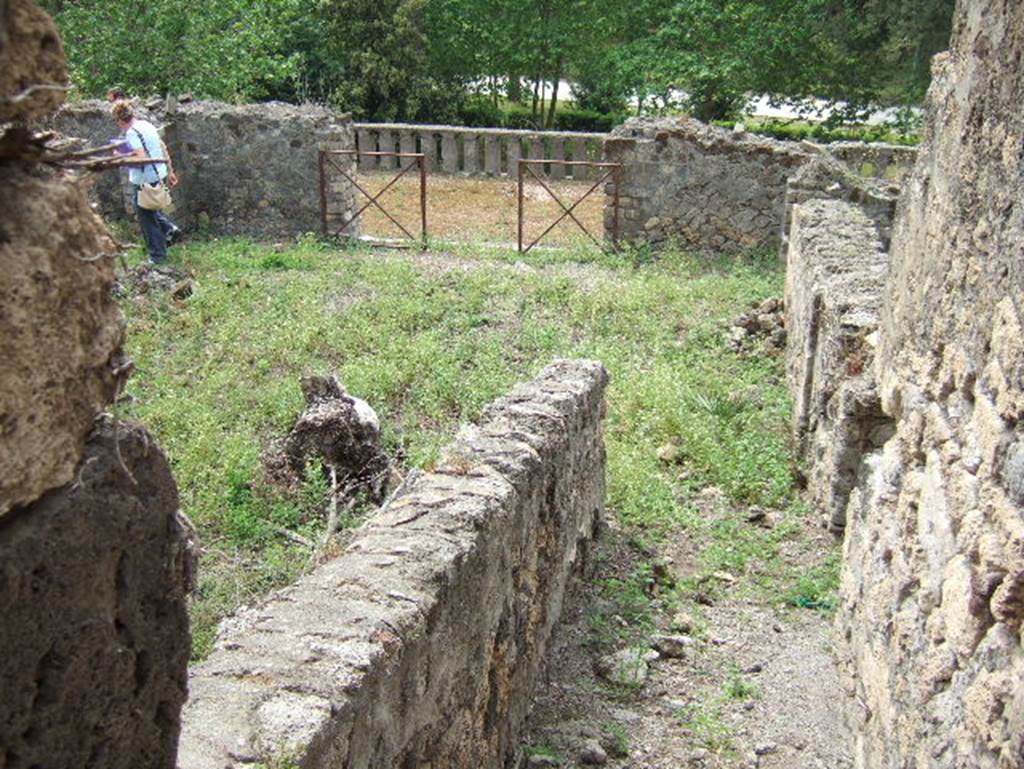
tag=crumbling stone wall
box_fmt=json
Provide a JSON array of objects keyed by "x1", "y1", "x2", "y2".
[
  {"x1": 52, "y1": 100, "x2": 356, "y2": 238},
  {"x1": 179, "y1": 359, "x2": 607, "y2": 769},
  {"x1": 1, "y1": 3, "x2": 193, "y2": 767},
  {"x1": 604, "y1": 117, "x2": 917, "y2": 252},
  {"x1": 820, "y1": 1, "x2": 1024, "y2": 766}
]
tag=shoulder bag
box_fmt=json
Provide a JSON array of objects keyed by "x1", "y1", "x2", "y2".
[{"x1": 132, "y1": 127, "x2": 174, "y2": 212}]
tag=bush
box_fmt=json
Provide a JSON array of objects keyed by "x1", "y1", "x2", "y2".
[{"x1": 717, "y1": 118, "x2": 920, "y2": 146}]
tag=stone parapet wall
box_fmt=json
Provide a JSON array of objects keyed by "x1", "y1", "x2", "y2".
[
  {"x1": 784, "y1": 197, "x2": 892, "y2": 532},
  {"x1": 829, "y1": 1, "x2": 1024, "y2": 767},
  {"x1": 354, "y1": 122, "x2": 607, "y2": 180},
  {"x1": 51, "y1": 100, "x2": 355, "y2": 238},
  {"x1": 179, "y1": 359, "x2": 608, "y2": 769},
  {"x1": 826, "y1": 141, "x2": 917, "y2": 183}
]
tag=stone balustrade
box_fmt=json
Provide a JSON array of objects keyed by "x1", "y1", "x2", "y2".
[{"x1": 354, "y1": 123, "x2": 607, "y2": 179}]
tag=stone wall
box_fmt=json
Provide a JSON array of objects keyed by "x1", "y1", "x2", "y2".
[
  {"x1": 1, "y1": 4, "x2": 193, "y2": 767},
  {"x1": 826, "y1": 0, "x2": 1024, "y2": 766},
  {"x1": 51, "y1": 100, "x2": 356, "y2": 238},
  {"x1": 178, "y1": 359, "x2": 608, "y2": 769},
  {"x1": 604, "y1": 117, "x2": 917, "y2": 253},
  {"x1": 784, "y1": 196, "x2": 893, "y2": 532}
]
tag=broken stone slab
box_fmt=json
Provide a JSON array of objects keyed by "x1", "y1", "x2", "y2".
[
  {"x1": 0, "y1": 420, "x2": 194, "y2": 769},
  {"x1": 263, "y1": 374, "x2": 390, "y2": 503}
]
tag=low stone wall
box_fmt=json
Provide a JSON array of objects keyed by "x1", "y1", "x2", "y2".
[
  {"x1": 51, "y1": 100, "x2": 355, "y2": 238},
  {"x1": 784, "y1": 196, "x2": 892, "y2": 532},
  {"x1": 179, "y1": 359, "x2": 608, "y2": 769},
  {"x1": 354, "y1": 122, "x2": 606, "y2": 180}
]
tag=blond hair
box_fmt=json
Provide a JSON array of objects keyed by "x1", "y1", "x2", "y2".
[{"x1": 110, "y1": 99, "x2": 134, "y2": 123}]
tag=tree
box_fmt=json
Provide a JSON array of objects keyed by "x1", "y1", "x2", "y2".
[{"x1": 47, "y1": 0, "x2": 303, "y2": 101}]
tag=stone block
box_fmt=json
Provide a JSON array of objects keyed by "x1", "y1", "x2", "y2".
[{"x1": 0, "y1": 421, "x2": 193, "y2": 769}]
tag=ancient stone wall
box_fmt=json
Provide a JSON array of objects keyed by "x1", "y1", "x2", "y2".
[
  {"x1": 1, "y1": 3, "x2": 193, "y2": 767},
  {"x1": 51, "y1": 100, "x2": 356, "y2": 238},
  {"x1": 604, "y1": 118, "x2": 812, "y2": 251},
  {"x1": 826, "y1": 1, "x2": 1024, "y2": 766},
  {"x1": 178, "y1": 359, "x2": 608, "y2": 769},
  {"x1": 604, "y1": 118, "x2": 917, "y2": 252},
  {"x1": 784, "y1": 196, "x2": 892, "y2": 532}
]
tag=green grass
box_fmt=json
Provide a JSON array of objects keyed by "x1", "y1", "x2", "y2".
[{"x1": 120, "y1": 236, "x2": 793, "y2": 659}]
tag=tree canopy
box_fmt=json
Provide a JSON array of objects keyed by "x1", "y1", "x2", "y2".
[{"x1": 42, "y1": 0, "x2": 955, "y2": 125}]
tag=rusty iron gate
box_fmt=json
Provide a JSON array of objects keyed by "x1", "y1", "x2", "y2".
[
  {"x1": 517, "y1": 159, "x2": 622, "y2": 254},
  {"x1": 319, "y1": 149, "x2": 427, "y2": 248}
]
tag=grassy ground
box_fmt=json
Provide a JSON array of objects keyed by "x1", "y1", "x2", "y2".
[{"x1": 118, "y1": 236, "x2": 837, "y2": 661}]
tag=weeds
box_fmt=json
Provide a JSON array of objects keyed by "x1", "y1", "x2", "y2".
[{"x1": 120, "y1": 235, "x2": 789, "y2": 658}]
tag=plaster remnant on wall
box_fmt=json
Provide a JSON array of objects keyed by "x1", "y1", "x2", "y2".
[{"x1": 179, "y1": 359, "x2": 608, "y2": 769}]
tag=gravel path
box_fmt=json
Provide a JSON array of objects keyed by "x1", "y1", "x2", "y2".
[{"x1": 518, "y1": 522, "x2": 854, "y2": 769}]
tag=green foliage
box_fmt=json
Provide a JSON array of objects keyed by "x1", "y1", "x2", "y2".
[
  {"x1": 723, "y1": 664, "x2": 760, "y2": 700},
  {"x1": 48, "y1": 0, "x2": 303, "y2": 101},
  {"x1": 717, "y1": 117, "x2": 921, "y2": 146},
  {"x1": 783, "y1": 549, "x2": 842, "y2": 610},
  {"x1": 46, "y1": 0, "x2": 952, "y2": 126}
]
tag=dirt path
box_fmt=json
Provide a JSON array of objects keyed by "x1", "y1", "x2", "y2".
[
  {"x1": 519, "y1": 515, "x2": 853, "y2": 769},
  {"x1": 354, "y1": 170, "x2": 605, "y2": 246}
]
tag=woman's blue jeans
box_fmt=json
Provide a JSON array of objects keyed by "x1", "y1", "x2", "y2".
[{"x1": 133, "y1": 188, "x2": 176, "y2": 264}]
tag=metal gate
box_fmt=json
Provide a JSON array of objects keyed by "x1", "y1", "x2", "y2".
[
  {"x1": 319, "y1": 149, "x2": 427, "y2": 248},
  {"x1": 517, "y1": 159, "x2": 622, "y2": 254}
]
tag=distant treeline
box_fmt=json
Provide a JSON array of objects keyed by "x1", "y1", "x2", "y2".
[{"x1": 42, "y1": 0, "x2": 954, "y2": 128}]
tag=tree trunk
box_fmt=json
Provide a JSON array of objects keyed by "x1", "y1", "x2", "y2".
[
  {"x1": 545, "y1": 69, "x2": 561, "y2": 130},
  {"x1": 531, "y1": 75, "x2": 541, "y2": 119}
]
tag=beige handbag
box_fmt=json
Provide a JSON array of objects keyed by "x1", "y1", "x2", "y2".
[
  {"x1": 138, "y1": 180, "x2": 174, "y2": 212},
  {"x1": 132, "y1": 127, "x2": 175, "y2": 212}
]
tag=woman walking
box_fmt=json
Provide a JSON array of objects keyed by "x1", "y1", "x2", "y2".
[{"x1": 110, "y1": 100, "x2": 181, "y2": 264}]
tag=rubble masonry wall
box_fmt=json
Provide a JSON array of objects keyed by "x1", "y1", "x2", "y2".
[{"x1": 179, "y1": 360, "x2": 608, "y2": 769}]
